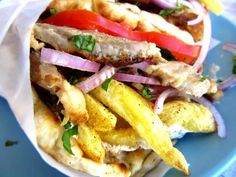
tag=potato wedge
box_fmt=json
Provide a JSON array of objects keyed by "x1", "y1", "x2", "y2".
[
  {"x1": 77, "y1": 124, "x2": 105, "y2": 163},
  {"x1": 159, "y1": 100, "x2": 216, "y2": 133},
  {"x1": 85, "y1": 94, "x2": 117, "y2": 132},
  {"x1": 90, "y1": 80, "x2": 189, "y2": 174},
  {"x1": 98, "y1": 128, "x2": 145, "y2": 148},
  {"x1": 99, "y1": 126, "x2": 184, "y2": 149}
]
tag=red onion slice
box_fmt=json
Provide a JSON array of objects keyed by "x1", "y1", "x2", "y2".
[
  {"x1": 151, "y1": 0, "x2": 194, "y2": 10},
  {"x1": 223, "y1": 43, "x2": 236, "y2": 55},
  {"x1": 218, "y1": 75, "x2": 236, "y2": 91},
  {"x1": 77, "y1": 65, "x2": 116, "y2": 93},
  {"x1": 154, "y1": 88, "x2": 180, "y2": 114},
  {"x1": 193, "y1": 13, "x2": 211, "y2": 71},
  {"x1": 188, "y1": 0, "x2": 205, "y2": 26},
  {"x1": 41, "y1": 48, "x2": 101, "y2": 72},
  {"x1": 191, "y1": 96, "x2": 226, "y2": 138},
  {"x1": 150, "y1": 0, "x2": 176, "y2": 9},
  {"x1": 113, "y1": 73, "x2": 160, "y2": 85}
]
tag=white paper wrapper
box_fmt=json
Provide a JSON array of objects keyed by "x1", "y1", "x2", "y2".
[{"x1": 0, "y1": 0, "x2": 235, "y2": 177}]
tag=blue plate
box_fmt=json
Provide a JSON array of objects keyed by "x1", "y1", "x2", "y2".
[{"x1": 0, "y1": 14, "x2": 235, "y2": 177}]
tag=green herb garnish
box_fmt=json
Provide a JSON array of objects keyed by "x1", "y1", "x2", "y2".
[
  {"x1": 233, "y1": 65, "x2": 236, "y2": 74},
  {"x1": 176, "y1": 0, "x2": 182, "y2": 8},
  {"x1": 191, "y1": 60, "x2": 196, "y2": 65},
  {"x1": 232, "y1": 55, "x2": 236, "y2": 62},
  {"x1": 69, "y1": 35, "x2": 96, "y2": 53},
  {"x1": 49, "y1": 8, "x2": 57, "y2": 15},
  {"x1": 159, "y1": 9, "x2": 176, "y2": 16},
  {"x1": 62, "y1": 125, "x2": 78, "y2": 155},
  {"x1": 216, "y1": 79, "x2": 223, "y2": 83},
  {"x1": 200, "y1": 75, "x2": 209, "y2": 82},
  {"x1": 135, "y1": 1, "x2": 141, "y2": 7},
  {"x1": 5, "y1": 140, "x2": 18, "y2": 147},
  {"x1": 64, "y1": 121, "x2": 72, "y2": 129},
  {"x1": 231, "y1": 56, "x2": 236, "y2": 74},
  {"x1": 68, "y1": 74, "x2": 79, "y2": 85},
  {"x1": 159, "y1": 1, "x2": 183, "y2": 16},
  {"x1": 142, "y1": 87, "x2": 151, "y2": 99},
  {"x1": 102, "y1": 78, "x2": 112, "y2": 91}
]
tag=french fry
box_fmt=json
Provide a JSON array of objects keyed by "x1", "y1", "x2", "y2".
[
  {"x1": 90, "y1": 79, "x2": 189, "y2": 174},
  {"x1": 85, "y1": 94, "x2": 117, "y2": 132},
  {"x1": 159, "y1": 100, "x2": 216, "y2": 133},
  {"x1": 98, "y1": 128, "x2": 144, "y2": 148},
  {"x1": 77, "y1": 124, "x2": 105, "y2": 163}
]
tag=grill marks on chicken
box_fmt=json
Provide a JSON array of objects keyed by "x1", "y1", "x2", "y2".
[
  {"x1": 30, "y1": 51, "x2": 88, "y2": 124},
  {"x1": 33, "y1": 23, "x2": 164, "y2": 67},
  {"x1": 146, "y1": 61, "x2": 213, "y2": 97}
]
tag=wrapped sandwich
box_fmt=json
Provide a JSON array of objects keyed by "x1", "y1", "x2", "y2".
[{"x1": 30, "y1": 0, "x2": 224, "y2": 176}]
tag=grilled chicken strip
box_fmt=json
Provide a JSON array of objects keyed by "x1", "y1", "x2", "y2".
[
  {"x1": 33, "y1": 23, "x2": 164, "y2": 67},
  {"x1": 146, "y1": 61, "x2": 217, "y2": 97},
  {"x1": 30, "y1": 51, "x2": 89, "y2": 124}
]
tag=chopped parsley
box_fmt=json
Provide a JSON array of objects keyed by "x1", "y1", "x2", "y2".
[
  {"x1": 216, "y1": 79, "x2": 223, "y2": 83},
  {"x1": 200, "y1": 75, "x2": 209, "y2": 82},
  {"x1": 64, "y1": 121, "x2": 72, "y2": 129},
  {"x1": 232, "y1": 56, "x2": 236, "y2": 74},
  {"x1": 62, "y1": 125, "x2": 78, "y2": 155},
  {"x1": 5, "y1": 140, "x2": 18, "y2": 147},
  {"x1": 191, "y1": 60, "x2": 196, "y2": 65},
  {"x1": 142, "y1": 87, "x2": 151, "y2": 99},
  {"x1": 233, "y1": 65, "x2": 236, "y2": 75},
  {"x1": 135, "y1": 1, "x2": 141, "y2": 7},
  {"x1": 69, "y1": 35, "x2": 96, "y2": 53},
  {"x1": 68, "y1": 74, "x2": 79, "y2": 85},
  {"x1": 176, "y1": 0, "x2": 182, "y2": 8},
  {"x1": 49, "y1": 8, "x2": 57, "y2": 15},
  {"x1": 159, "y1": 9, "x2": 176, "y2": 17},
  {"x1": 159, "y1": 1, "x2": 183, "y2": 17},
  {"x1": 232, "y1": 55, "x2": 236, "y2": 62},
  {"x1": 102, "y1": 78, "x2": 112, "y2": 91}
]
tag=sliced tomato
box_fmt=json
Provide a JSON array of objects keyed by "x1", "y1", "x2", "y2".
[{"x1": 44, "y1": 10, "x2": 201, "y2": 64}]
